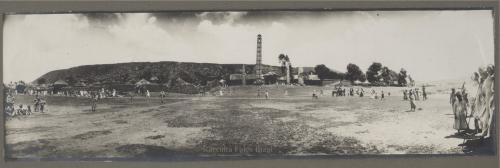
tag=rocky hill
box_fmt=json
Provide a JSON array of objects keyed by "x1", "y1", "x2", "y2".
[{"x1": 34, "y1": 61, "x2": 306, "y2": 87}]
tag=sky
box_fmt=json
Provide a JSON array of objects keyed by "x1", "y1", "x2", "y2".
[{"x1": 3, "y1": 10, "x2": 495, "y2": 83}]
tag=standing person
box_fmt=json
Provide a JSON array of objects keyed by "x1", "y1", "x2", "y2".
[
  {"x1": 415, "y1": 88, "x2": 420, "y2": 101},
  {"x1": 450, "y1": 88, "x2": 456, "y2": 108},
  {"x1": 422, "y1": 85, "x2": 427, "y2": 100},
  {"x1": 471, "y1": 72, "x2": 483, "y2": 133},
  {"x1": 39, "y1": 97, "x2": 47, "y2": 113},
  {"x1": 265, "y1": 90, "x2": 269, "y2": 99},
  {"x1": 479, "y1": 65, "x2": 495, "y2": 138},
  {"x1": 469, "y1": 97, "x2": 480, "y2": 133},
  {"x1": 403, "y1": 90, "x2": 408, "y2": 101},
  {"x1": 409, "y1": 90, "x2": 416, "y2": 111},
  {"x1": 33, "y1": 96, "x2": 40, "y2": 112},
  {"x1": 91, "y1": 94, "x2": 98, "y2": 112},
  {"x1": 146, "y1": 90, "x2": 151, "y2": 98},
  {"x1": 160, "y1": 91, "x2": 165, "y2": 104},
  {"x1": 129, "y1": 92, "x2": 134, "y2": 102},
  {"x1": 453, "y1": 92, "x2": 468, "y2": 134},
  {"x1": 380, "y1": 91, "x2": 385, "y2": 100}
]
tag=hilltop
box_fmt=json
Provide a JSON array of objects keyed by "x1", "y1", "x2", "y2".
[{"x1": 34, "y1": 61, "x2": 318, "y2": 87}]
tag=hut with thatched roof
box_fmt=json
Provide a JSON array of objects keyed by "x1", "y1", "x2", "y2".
[{"x1": 52, "y1": 79, "x2": 69, "y2": 93}]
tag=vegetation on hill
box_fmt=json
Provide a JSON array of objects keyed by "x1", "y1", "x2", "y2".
[{"x1": 34, "y1": 61, "x2": 313, "y2": 88}]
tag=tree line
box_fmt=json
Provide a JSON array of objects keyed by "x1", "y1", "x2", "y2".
[{"x1": 314, "y1": 62, "x2": 412, "y2": 86}]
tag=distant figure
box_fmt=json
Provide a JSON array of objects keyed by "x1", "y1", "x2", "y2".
[
  {"x1": 39, "y1": 98, "x2": 46, "y2": 113},
  {"x1": 359, "y1": 91, "x2": 364, "y2": 97},
  {"x1": 387, "y1": 92, "x2": 391, "y2": 96},
  {"x1": 409, "y1": 92, "x2": 416, "y2": 111},
  {"x1": 91, "y1": 95, "x2": 98, "y2": 112},
  {"x1": 146, "y1": 90, "x2": 151, "y2": 98},
  {"x1": 450, "y1": 88, "x2": 456, "y2": 107},
  {"x1": 284, "y1": 90, "x2": 288, "y2": 96},
  {"x1": 160, "y1": 91, "x2": 166, "y2": 103},
  {"x1": 380, "y1": 91, "x2": 385, "y2": 100},
  {"x1": 112, "y1": 89, "x2": 116, "y2": 97},
  {"x1": 265, "y1": 90, "x2": 269, "y2": 99},
  {"x1": 402, "y1": 90, "x2": 407, "y2": 100},
  {"x1": 33, "y1": 96, "x2": 40, "y2": 112},
  {"x1": 312, "y1": 90, "x2": 318, "y2": 99},
  {"x1": 129, "y1": 92, "x2": 134, "y2": 102},
  {"x1": 422, "y1": 86, "x2": 427, "y2": 100},
  {"x1": 415, "y1": 88, "x2": 420, "y2": 101}
]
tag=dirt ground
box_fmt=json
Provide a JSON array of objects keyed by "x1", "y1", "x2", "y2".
[{"x1": 4, "y1": 84, "x2": 494, "y2": 160}]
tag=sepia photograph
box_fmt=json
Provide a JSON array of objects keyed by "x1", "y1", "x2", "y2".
[{"x1": 2, "y1": 10, "x2": 496, "y2": 161}]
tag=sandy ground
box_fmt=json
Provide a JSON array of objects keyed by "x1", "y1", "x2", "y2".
[{"x1": 4, "y1": 85, "x2": 493, "y2": 160}]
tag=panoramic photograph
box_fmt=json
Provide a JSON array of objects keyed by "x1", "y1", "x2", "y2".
[{"x1": 2, "y1": 10, "x2": 496, "y2": 160}]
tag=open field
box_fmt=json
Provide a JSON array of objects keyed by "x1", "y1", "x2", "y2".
[{"x1": 4, "y1": 84, "x2": 493, "y2": 160}]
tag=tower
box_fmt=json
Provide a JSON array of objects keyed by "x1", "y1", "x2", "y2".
[{"x1": 256, "y1": 34, "x2": 263, "y2": 80}]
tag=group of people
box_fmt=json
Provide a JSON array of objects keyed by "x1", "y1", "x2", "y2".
[
  {"x1": 451, "y1": 65, "x2": 495, "y2": 139},
  {"x1": 403, "y1": 86, "x2": 427, "y2": 101},
  {"x1": 312, "y1": 87, "x2": 393, "y2": 100},
  {"x1": 403, "y1": 86, "x2": 428, "y2": 111},
  {"x1": 332, "y1": 88, "x2": 346, "y2": 97},
  {"x1": 4, "y1": 94, "x2": 47, "y2": 117},
  {"x1": 369, "y1": 89, "x2": 390, "y2": 100}
]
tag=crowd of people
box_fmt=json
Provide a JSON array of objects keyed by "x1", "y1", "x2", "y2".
[
  {"x1": 4, "y1": 93, "x2": 47, "y2": 117},
  {"x1": 451, "y1": 65, "x2": 495, "y2": 140}
]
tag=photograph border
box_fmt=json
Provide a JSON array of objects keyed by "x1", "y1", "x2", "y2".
[{"x1": 0, "y1": 0, "x2": 498, "y2": 168}]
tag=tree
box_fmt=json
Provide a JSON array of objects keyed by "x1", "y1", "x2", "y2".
[
  {"x1": 398, "y1": 68, "x2": 408, "y2": 86},
  {"x1": 314, "y1": 64, "x2": 344, "y2": 80},
  {"x1": 140, "y1": 70, "x2": 153, "y2": 80},
  {"x1": 15, "y1": 84, "x2": 26, "y2": 94},
  {"x1": 315, "y1": 64, "x2": 331, "y2": 80},
  {"x1": 345, "y1": 63, "x2": 366, "y2": 83},
  {"x1": 380, "y1": 66, "x2": 391, "y2": 85},
  {"x1": 278, "y1": 53, "x2": 294, "y2": 83},
  {"x1": 37, "y1": 78, "x2": 47, "y2": 85},
  {"x1": 278, "y1": 54, "x2": 287, "y2": 75},
  {"x1": 366, "y1": 62, "x2": 383, "y2": 83}
]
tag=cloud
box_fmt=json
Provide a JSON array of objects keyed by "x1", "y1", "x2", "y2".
[
  {"x1": 196, "y1": 12, "x2": 248, "y2": 24},
  {"x1": 3, "y1": 10, "x2": 494, "y2": 83}
]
